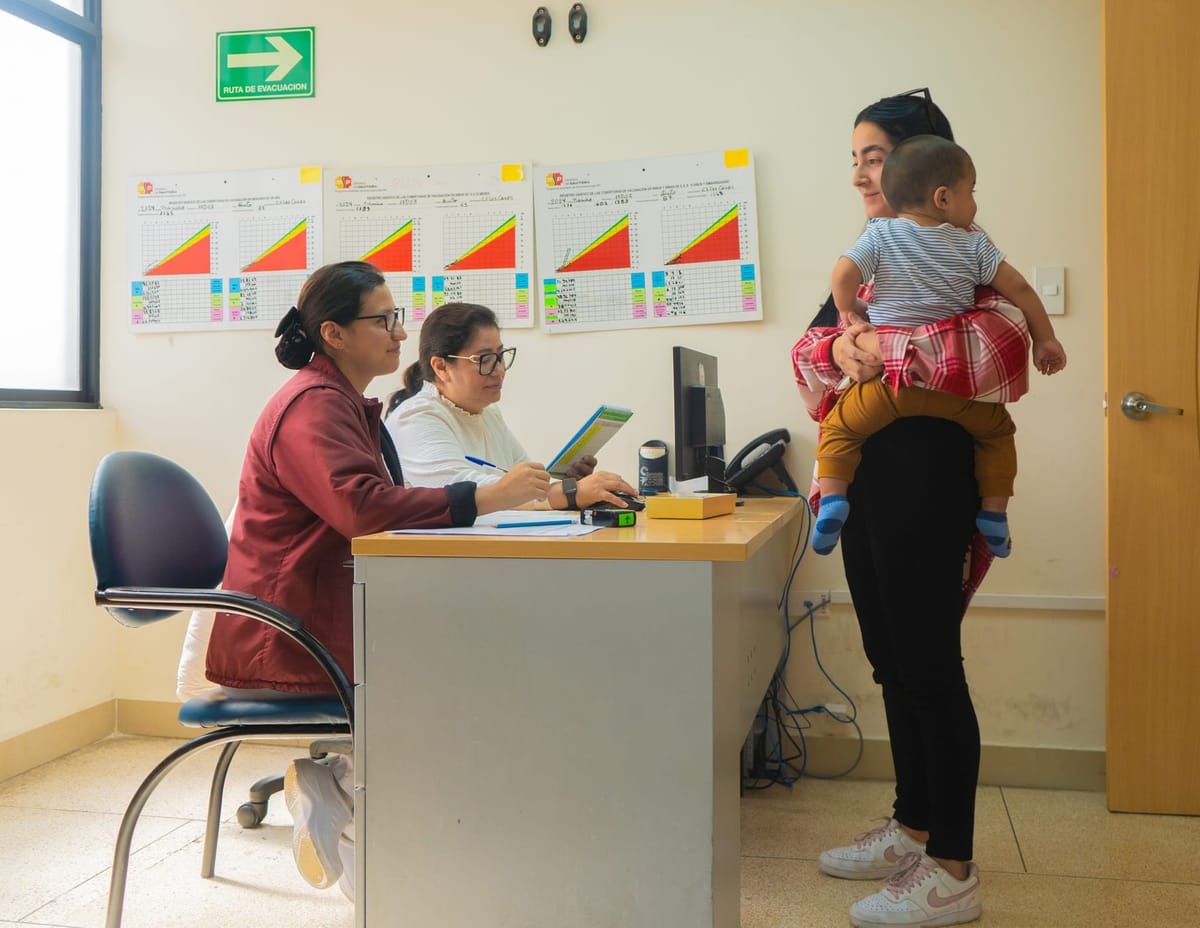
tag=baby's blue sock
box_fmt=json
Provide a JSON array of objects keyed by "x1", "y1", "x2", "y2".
[
  {"x1": 976, "y1": 511, "x2": 1012, "y2": 558},
  {"x1": 812, "y1": 494, "x2": 850, "y2": 556}
]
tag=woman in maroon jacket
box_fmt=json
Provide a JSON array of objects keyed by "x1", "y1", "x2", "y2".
[{"x1": 206, "y1": 261, "x2": 550, "y2": 899}]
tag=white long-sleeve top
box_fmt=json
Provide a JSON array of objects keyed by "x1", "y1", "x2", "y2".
[{"x1": 385, "y1": 381, "x2": 529, "y2": 488}]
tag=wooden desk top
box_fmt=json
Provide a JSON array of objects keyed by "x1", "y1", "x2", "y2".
[{"x1": 353, "y1": 497, "x2": 803, "y2": 563}]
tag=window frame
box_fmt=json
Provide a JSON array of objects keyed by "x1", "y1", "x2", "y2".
[{"x1": 0, "y1": 0, "x2": 101, "y2": 408}]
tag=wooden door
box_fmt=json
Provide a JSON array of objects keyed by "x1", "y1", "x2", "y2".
[{"x1": 1105, "y1": 0, "x2": 1200, "y2": 813}]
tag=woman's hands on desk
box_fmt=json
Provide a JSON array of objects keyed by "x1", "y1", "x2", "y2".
[
  {"x1": 560, "y1": 471, "x2": 638, "y2": 510},
  {"x1": 475, "y1": 461, "x2": 552, "y2": 514}
]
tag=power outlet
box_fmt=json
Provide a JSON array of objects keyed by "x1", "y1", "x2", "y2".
[{"x1": 795, "y1": 591, "x2": 832, "y2": 616}]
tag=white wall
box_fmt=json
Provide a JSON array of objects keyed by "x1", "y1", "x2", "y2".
[
  {"x1": 92, "y1": 0, "x2": 1104, "y2": 748},
  {"x1": 0, "y1": 409, "x2": 116, "y2": 742}
]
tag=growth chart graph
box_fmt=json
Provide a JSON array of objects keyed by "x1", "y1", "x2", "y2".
[
  {"x1": 445, "y1": 215, "x2": 516, "y2": 271},
  {"x1": 434, "y1": 213, "x2": 528, "y2": 322},
  {"x1": 534, "y1": 150, "x2": 762, "y2": 333},
  {"x1": 233, "y1": 216, "x2": 318, "y2": 323},
  {"x1": 326, "y1": 163, "x2": 534, "y2": 327},
  {"x1": 555, "y1": 215, "x2": 632, "y2": 272},
  {"x1": 663, "y1": 204, "x2": 741, "y2": 265},
  {"x1": 338, "y1": 218, "x2": 422, "y2": 317},
  {"x1": 360, "y1": 221, "x2": 415, "y2": 273},
  {"x1": 128, "y1": 167, "x2": 324, "y2": 332},
  {"x1": 655, "y1": 202, "x2": 756, "y2": 318},
  {"x1": 543, "y1": 213, "x2": 638, "y2": 327},
  {"x1": 134, "y1": 222, "x2": 221, "y2": 326},
  {"x1": 144, "y1": 225, "x2": 213, "y2": 276}
]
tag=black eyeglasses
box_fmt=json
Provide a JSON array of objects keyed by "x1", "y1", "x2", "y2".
[
  {"x1": 892, "y1": 87, "x2": 938, "y2": 134},
  {"x1": 352, "y1": 308, "x2": 405, "y2": 332},
  {"x1": 446, "y1": 347, "x2": 517, "y2": 376}
]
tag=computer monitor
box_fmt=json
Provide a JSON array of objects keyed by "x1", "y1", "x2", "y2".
[{"x1": 672, "y1": 346, "x2": 726, "y2": 484}]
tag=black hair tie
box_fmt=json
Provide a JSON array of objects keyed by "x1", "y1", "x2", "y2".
[{"x1": 274, "y1": 305, "x2": 302, "y2": 338}]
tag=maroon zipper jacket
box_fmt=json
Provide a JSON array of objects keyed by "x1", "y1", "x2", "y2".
[{"x1": 206, "y1": 354, "x2": 477, "y2": 692}]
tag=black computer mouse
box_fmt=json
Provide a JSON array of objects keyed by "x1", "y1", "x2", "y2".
[
  {"x1": 590, "y1": 493, "x2": 646, "y2": 511},
  {"x1": 612, "y1": 492, "x2": 646, "y2": 511}
]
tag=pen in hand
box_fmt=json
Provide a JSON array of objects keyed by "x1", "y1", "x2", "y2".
[{"x1": 465, "y1": 455, "x2": 507, "y2": 472}]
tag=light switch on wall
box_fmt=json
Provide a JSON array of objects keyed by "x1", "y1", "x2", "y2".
[{"x1": 1034, "y1": 265, "x2": 1065, "y2": 315}]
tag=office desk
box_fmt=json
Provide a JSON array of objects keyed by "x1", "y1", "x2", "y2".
[{"x1": 351, "y1": 497, "x2": 802, "y2": 928}]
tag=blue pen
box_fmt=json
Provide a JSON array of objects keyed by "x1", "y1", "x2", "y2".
[
  {"x1": 465, "y1": 455, "x2": 507, "y2": 472},
  {"x1": 496, "y1": 519, "x2": 574, "y2": 529}
]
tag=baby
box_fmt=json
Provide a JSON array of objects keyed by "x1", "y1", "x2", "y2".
[{"x1": 812, "y1": 134, "x2": 1066, "y2": 557}]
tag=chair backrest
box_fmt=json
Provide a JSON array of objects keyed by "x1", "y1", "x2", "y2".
[{"x1": 89, "y1": 451, "x2": 228, "y2": 626}]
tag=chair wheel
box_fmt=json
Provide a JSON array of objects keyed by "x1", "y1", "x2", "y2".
[{"x1": 236, "y1": 801, "x2": 267, "y2": 828}]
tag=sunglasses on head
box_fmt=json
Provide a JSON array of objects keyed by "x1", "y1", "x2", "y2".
[{"x1": 880, "y1": 87, "x2": 939, "y2": 134}]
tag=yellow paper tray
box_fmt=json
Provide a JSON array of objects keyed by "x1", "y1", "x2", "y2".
[{"x1": 644, "y1": 493, "x2": 737, "y2": 520}]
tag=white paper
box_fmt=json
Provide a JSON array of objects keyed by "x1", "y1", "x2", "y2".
[
  {"x1": 127, "y1": 167, "x2": 323, "y2": 332},
  {"x1": 534, "y1": 149, "x2": 762, "y2": 333},
  {"x1": 325, "y1": 162, "x2": 535, "y2": 329},
  {"x1": 389, "y1": 510, "x2": 601, "y2": 537}
]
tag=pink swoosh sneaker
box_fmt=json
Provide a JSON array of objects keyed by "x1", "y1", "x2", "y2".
[
  {"x1": 849, "y1": 852, "x2": 981, "y2": 926},
  {"x1": 819, "y1": 817, "x2": 927, "y2": 880}
]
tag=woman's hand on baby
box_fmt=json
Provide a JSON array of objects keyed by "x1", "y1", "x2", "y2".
[
  {"x1": 576, "y1": 471, "x2": 638, "y2": 508},
  {"x1": 834, "y1": 321, "x2": 883, "y2": 383},
  {"x1": 1033, "y1": 338, "x2": 1067, "y2": 375},
  {"x1": 475, "y1": 461, "x2": 552, "y2": 513}
]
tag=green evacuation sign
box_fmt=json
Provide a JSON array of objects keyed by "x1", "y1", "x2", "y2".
[{"x1": 216, "y1": 28, "x2": 315, "y2": 102}]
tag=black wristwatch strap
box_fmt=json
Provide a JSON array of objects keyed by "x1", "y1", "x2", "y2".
[{"x1": 561, "y1": 477, "x2": 579, "y2": 510}]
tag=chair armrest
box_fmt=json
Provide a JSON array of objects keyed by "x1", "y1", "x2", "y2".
[{"x1": 96, "y1": 586, "x2": 353, "y2": 728}]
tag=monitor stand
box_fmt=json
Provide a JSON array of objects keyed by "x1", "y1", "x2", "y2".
[{"x1": 704, "y1": 455, "x2": 733, "y2": 494}]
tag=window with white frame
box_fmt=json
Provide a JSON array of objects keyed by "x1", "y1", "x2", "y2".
[{"x1": 0, "y1": 0, "x2": 99, "y2": 407}]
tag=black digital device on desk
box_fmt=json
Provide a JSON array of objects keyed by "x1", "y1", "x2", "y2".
[
  {"x1": 587, "y1": 492, "x2": 645, "y2": 511},
  {"x1": 673, "y1": 345, "x2": 798, "y2": 496},
  {"x1": 580, "y1": 507, "x2": 637, "y2": 527},
  {"x1": 672, "y1": 346, "x2": 726, "y2": 488}
]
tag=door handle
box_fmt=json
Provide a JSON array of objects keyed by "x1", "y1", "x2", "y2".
[{"x1": 1120, "y1": 391, "x2": 1185, "y2": 420}]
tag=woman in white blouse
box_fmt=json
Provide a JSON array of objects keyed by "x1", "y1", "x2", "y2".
[{"x1": 385, "y1": 302, "x2": 634, "y2": 511}]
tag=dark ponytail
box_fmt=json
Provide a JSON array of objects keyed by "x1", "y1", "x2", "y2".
[
  {"x1": 273, "y1": 261, "x2": 386, "y2": 370},
  {"x1": 274, "y1": 306, "x2": 315, "y2": 369},
  {"x1": 385, "y1": 302, "x2": 499, "y2": 415}
]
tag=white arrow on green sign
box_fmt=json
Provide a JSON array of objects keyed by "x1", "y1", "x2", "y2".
[{"x1": 216, "y1": 28, "x2": 315, "y2": 102}]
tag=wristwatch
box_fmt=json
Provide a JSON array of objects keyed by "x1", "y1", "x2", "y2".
[{"x1": 561, "y1": 477, "x2": 579, "y2": 510}]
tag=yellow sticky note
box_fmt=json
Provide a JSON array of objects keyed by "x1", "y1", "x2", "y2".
[
  {"x1": 500, "y1": 163, "x2": 525, "y2": 182},
  {"x1": 299, "y1": 166, "x2": 322, "y2": 184},
  {"x1": 723, "y1": 149, "x2": 750, "y2": 169}
]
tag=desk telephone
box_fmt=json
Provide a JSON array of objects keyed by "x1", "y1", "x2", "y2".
[{"x1": 710, "y1": 428, "x2": 799, "y2": 495}]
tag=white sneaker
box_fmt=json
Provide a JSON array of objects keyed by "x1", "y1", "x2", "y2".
[
  {"x1": 336, "y1": 834, "x2": 355, "y2": 903},
  {"x1": 284, "y1": 758, "x2": 353, "y2": 889},
  {"x1": 819, "y1": 817, "x2": 927, "y2": 880},
  {"x1": 850, "y1": 852, "x2": 981, "y2": 927}
]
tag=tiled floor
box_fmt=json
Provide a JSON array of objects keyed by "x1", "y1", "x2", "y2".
[{"x1": 3, "y1": 735, "x2": 1199, "y2": 927}]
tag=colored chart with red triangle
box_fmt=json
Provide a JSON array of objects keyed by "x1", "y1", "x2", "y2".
[
  {"x1": 145, "y1": 225, "x2": 212, "y2": 276},
  {"x1": 557, "y1": 216, "x2": 631, "y2": 273},
  {"x1": 446, "y1": 216, "x2": 516, "y2": 271},
  {"x1": 242, "y1": 219, "x2": 309, "y2": 273},
  {"x1": 666, "y1": 205, "x2": 741, "y2": 265},
  {"x1": 362, "y1": 222, "x2": 414, "y2": 273}
]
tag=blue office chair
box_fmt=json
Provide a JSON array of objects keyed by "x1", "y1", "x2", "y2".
[{"x1": 88, "y1": 450, "x2": 353, "y2": 928}]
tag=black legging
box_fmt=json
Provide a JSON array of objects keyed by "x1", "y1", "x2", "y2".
[{"x1": 840, "y1": 415, "x2": 981, "y2": 862}]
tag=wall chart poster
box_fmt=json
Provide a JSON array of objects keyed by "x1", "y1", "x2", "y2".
[
  {"x1": 325, "y1": 162, "x2": 535, "y2": 329},
  {"x1": 127, "y1": 167, "x2": 323, "y2": 332},
  {"x1": 533, "y1": 149, "x2": 762, "y2": 334}
]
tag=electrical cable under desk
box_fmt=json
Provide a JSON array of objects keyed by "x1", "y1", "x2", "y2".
[{"x1": 742, "y1": 501, "x2": 864, "y2": 790}]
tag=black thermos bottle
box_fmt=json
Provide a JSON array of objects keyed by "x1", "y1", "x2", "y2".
[{"x1": 638, "y1": 440, "x2": 669, "y2": 495}]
